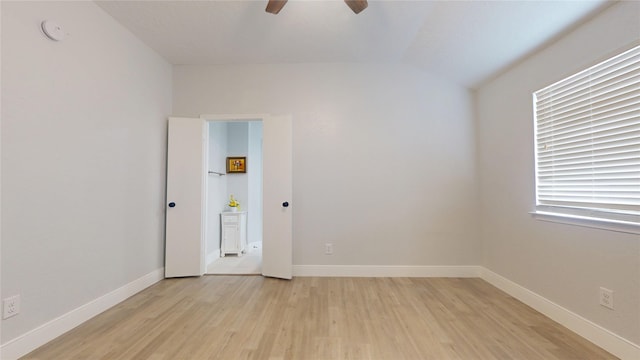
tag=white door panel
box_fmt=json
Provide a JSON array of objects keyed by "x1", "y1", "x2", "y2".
[
  {"x1": 165, "y1": 117, "x2": 207, "y2": 278},
  {"x1": 262, "y1": 115, "x2": 293, "y2": 279}
]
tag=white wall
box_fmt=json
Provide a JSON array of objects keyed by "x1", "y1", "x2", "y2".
[
  {"x1": 173, "y1": 63, "x2": 479, "y2": 267},
  {"x1": 226, "y1": 122, "x2": 249, "y2": 210},
  {"x1": 206, "y1": 122, "x2": 228, "y2": 255},
  {"x1": 476, "y1": 1, "x2": 640, "y2": 345},
  {"x1": 1, "y1": 1, "x2": 171, "y2": 345}
]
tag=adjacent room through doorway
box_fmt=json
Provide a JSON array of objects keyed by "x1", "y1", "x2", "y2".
[{"x1": 204, "y1": 120, "x2": 263, "y2": 275}]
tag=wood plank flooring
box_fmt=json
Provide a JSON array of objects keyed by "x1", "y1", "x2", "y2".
[{"x1": 22, "y1": 276, "x2": 616, "y2": 359}]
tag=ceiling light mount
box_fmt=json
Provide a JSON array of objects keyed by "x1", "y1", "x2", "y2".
[{"x1": 266, "y1": 0, "x2": 368, "y2": 15}]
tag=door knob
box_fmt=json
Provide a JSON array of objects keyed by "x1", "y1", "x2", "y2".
[
  {"x1": 282, "y1": 201, "x2": 289, "y2": 208},
  {"x1": 168, "y1": 202, "x2": 176, "y2": 208}
]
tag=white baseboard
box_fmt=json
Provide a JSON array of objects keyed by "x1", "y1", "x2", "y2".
[
  {"x1": 293, "y1": 265, "x2": 481, "y2": 277},
  {"x1": 0, "y1": 268, "x2": 165, "y2": 360},
  {"x1": 480, "y1": 268, "x2": 640, "y2": 360}
]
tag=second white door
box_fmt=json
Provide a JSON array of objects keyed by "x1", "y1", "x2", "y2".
[{"x1": 261, "y1": 115, "x2": 293, "y2": 279}]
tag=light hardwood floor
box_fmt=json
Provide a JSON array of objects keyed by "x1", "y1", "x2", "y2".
[
  {"x1": 207, "y1": 243, "x2": 262, "y2": 275},
  {"x1": 23, "y1": 276, "x2": 616, "y2": 360}
]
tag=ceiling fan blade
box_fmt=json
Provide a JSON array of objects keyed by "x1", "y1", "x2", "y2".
[
  {"x1": 266, "y1": 0, "x2": 288, "y2": 14},
  {"x1": 344, "y1": 0, "x2": 368, "y2": 14}
]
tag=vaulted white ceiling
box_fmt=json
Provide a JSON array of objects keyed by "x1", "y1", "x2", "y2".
[{"x1": 96, "y1": 0, "x2": 611, "y2": 88}]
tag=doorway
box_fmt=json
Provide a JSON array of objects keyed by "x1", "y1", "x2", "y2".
[
  {"x1": 165, "y1": 114, "x2": 292, "y2": 279},
  {"x1": 205, "y1": 120, "x2": 263, "y2": 275}
]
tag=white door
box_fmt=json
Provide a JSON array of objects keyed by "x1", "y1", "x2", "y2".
[
  {"x1": 165, "y1": 117, "x2": 207, "y2": 278},
  {"x1": 262, "y1": 115, "x2": 293, "y2": 279}
]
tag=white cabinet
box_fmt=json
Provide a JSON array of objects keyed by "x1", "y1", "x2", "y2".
[{"x1": 221, "y1": 211, "x2": 247, "y2": 257}]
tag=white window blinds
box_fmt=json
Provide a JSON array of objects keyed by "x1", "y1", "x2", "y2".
[{"x1": 533, "y1": 45, "x2": 640, "y2": 225}]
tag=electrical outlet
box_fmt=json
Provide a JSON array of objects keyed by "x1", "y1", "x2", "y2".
[
  {"x1": 3, "y1": 295, "x2": 21, "y2": 319},
  {"x1": 325, "y1": 243, "x2": 333, "y2": 255},
  {"x1": 599, "y1": 287, "x2": 614, "y2": 310}
]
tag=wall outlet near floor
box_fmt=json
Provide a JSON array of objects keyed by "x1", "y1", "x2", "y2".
[
  {"x1": 599, "y1": 287, "x2": 614, "y2": 310},
  {"x1": 325, "y1": 243, "x2": 333, "y2": 255},
  {"x1": 3, "y1": 295, "x2": 21, "y2": 319}
]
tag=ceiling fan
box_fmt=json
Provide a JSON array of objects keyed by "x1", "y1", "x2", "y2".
[{"x1": 266, "y1": 0, "x2": 368, "y2": 15}]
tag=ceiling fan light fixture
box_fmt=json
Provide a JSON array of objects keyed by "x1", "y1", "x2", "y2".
[
  {"x1": 266, "y1": 0, "x2": 288, "y2": 14},
  {"x1": 344, "y1": 0, "x2": 368, "y2": 14}
]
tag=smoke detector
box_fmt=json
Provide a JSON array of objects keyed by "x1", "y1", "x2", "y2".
[{"x1": 41, "y1": 20, "x2": 65, "y2": 41}]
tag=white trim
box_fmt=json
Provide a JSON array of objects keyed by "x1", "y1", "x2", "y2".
[
  {"x1": 293, "y1": 265, "x2": 481, "y2": 277},
  {"x1": 531, "y1": 211, "x2": 640, "y2": 235},
  {"x1": 0, "y1": 268, "x2": 165, "y2": 360},
  {"x1": 480, "y1": 268, "x2": 640, "y2": 360},
  {"x1": 200, "y1": 113, "x2": 269, "y2": 122}
]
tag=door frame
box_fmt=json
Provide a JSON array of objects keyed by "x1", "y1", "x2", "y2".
[
  {"x1": 201, "y1": 114, "x2": 293, "y2": 279},
  {"x1": 165, "y1": 117, "x2": 208, "y2": 278},
  {"x1": 202, "y1": 114, "x2": 263, "y2": 270}
]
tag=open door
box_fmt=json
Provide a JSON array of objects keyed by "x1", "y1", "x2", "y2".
[
  {"x1": 165, "y1": 117, "x2": 207, "y2": 278},
  {"x1": 165, "y1": 114, "x2": 292, "y2": 279},
  {"x1": 262, "y1": 115, "x2": 293, "y2": 279}
]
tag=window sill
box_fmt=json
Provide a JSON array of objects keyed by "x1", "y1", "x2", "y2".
[{"x1": 530, "y1": 211, "x2": 640, "y2": 235}]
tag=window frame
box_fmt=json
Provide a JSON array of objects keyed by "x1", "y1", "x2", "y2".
[{"x1": 531, "y1": 45, "x2": 640, "y2": 234}]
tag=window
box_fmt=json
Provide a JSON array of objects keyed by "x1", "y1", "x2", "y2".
[{"x1": 533, "y1": 45, "x2": 640, "y2": 230}]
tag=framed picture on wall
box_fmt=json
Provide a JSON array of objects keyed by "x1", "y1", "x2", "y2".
[{"x1": 226, "y1": 157, "x2": 247, "y2": 173}]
